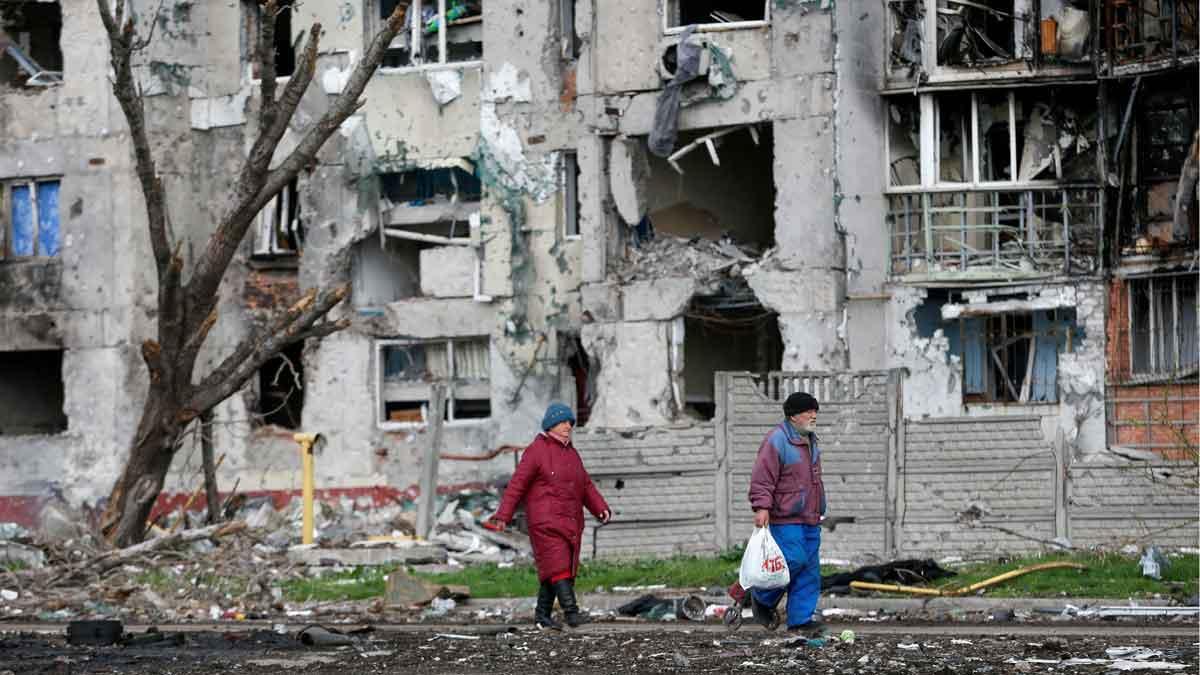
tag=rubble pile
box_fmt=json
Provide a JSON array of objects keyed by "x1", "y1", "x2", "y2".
[
  {"x1": 0, "y1": 488, "x2": 531, "y2": 625},
  {"x1": 615, "y1": 234, "x2": 759, "y2": 285}
]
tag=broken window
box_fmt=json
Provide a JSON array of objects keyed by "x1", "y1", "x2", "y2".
[
  {"x1": 967, "y1": 308, "x2": 1080, "y2": 404},
  {"x1": 889, "y1": 187, "x2": 1101, "y2": 276},
  {"x1": 2, "y1": 178, "x2": 60, "y2": 259},
  {"x1": 887, "y1": 98, "x2": 922, "y2": 187},
  {"x1": 1104, "y1": 0, "x2": 1200, "y2": 70},
  {"x1": 259, "y1": 342, "x2": 304, "y2": 429},
  {"x1": 1122, "y1": 80, "x2": 1199, "y2": 252},
  {"x1": 888, "y1": 0, "x2": 925, "y2": 78},
  {"x1": 376, "y1": 337, "x2": 491, "y2": 427},
  {"x1": 562, "y1": 151, "x2": 580, "y2": 238},
  {"x1": 683, "y1": 287, "x2": 782, "y2": 420},
  {"x1": 1038, "y1": 0, "x2": 1090, "y2": 63},
  {"x1": 0, "y1": 1, "x2": 63, "y2": 87},
  {"x1": 559, "y1": 0, "x2": 579, "y2": 59},
  {"x1": 244, "y1": 0, "x2": 296, "y2": 79},
  {"x1": 0, "y1": 349, "x2": 67, "y2": 435},
  {"x1": 643, "y1": 125, "x2": 775, "y2": 249},
  {"x1": 352, "y1": 235, "x2": 422, "y2": 307},
  {"x1": 379, "y1": 0, "x2": 483, "y2": 69},
  {"x1": 664, "y1": 0, "x2": 769, "y2": 31},
  {"x1": 253, "y1": 178, "x2": 302, "y2": 258},
  {"x1": 937, "y1": 0, "x2": 1027, "y2": 67},
  {"x1": 1129, "y1": 274, "x2": 1199, "y2": 380},
  {"x1": 560, "y1": 334, "x2": 591, "y2": 427},
  {"x1": 369, "y1": 162, "x2": 484, "y2": 303}
]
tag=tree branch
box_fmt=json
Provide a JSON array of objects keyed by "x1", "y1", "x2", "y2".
[
  {"x1": 185, "y1": 285, "x2": 352, "y2": 418},
  {"x1": 96, "y1": 0, "x2": 173, "y2": 278},
  {"x1": 182, "y1": 5, "x2": 407, "y2": 332}
]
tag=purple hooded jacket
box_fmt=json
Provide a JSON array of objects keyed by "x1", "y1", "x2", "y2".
[{"x1": 748, "y1": 421, "x2": 826, "y2": 526}]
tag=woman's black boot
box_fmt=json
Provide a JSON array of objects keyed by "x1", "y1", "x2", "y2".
[
  {"x1": 552, "y1": 579, "x2": 590, "y2": 627},
  {"x1": 534, "y1": 581, "x2": 562, "y2": 630}
]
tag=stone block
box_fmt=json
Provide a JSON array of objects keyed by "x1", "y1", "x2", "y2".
[
  {"x1": 419, "y1": 247, "x2": 477, "y2": 298},
  {"x1": 622, "y1": 278, "x2": 696, "y2": 321}
]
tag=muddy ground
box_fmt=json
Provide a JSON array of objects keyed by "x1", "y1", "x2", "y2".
[{"x1": 1, "y1": 622, "x2": 1196, "y2": 674}]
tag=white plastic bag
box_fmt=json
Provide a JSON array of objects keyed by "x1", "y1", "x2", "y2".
[{"x1": 738, "y1": 527, "x2": 790, "y2": 590}]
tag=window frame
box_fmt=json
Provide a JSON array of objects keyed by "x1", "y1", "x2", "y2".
[
  {"x1": 243, "y1": 0, "x2": 296, "y2": 84},
  {"x1": 253, "y1": 178, "x2": 302, "y2": 258},
  {"x1": 561, "y1": 151, "x2": 581, "y2": 240},
  {"x1": 374, "y1": 0, "x2": 484, "y2": 73},
  {"x1": 1, "y1": 177, "x2": 62, "y2": 260},
  {"x1": 1127, "y1": 273, "x2": 1200, "y2": 381},
  {"x1": 375, "y1": 337, "x2": 492, "y2": 430},
  {"x1": 661, "y1": 0, "x2": 771, "y2": 35}
]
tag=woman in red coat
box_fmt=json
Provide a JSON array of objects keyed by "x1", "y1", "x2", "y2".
[{"x1": 485, "y1": 403, "x2": 610, "y2": 629}]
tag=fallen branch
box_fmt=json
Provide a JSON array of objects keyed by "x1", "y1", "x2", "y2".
[{"x1": 44, "y1": 521, "x2": 246, "y2": 587}]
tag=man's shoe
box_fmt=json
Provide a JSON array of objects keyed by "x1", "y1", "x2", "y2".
[
  {"x1": 534, "y1": 581, "x2": 562, "y2": 631},
  {"x1": 786, "y1": 620, "x2": 826, "y2": 637},
  {"x1": 552, "y1": 579, "x2": 590, "y2": 628},
  {"x1": 749, "y1": 593, "x2": 780, "y2": 631}
]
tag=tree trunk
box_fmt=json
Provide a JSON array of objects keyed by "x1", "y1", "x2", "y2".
[
  {"x1": 200, "y1": 410, "x2": 220, "y2": 524},
  {"x1": 101, "y1": 389, "x2": 186, "y2": 547}
]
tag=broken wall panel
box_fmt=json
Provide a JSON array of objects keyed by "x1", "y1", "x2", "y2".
[{"x1": 643, "y1": 125, "x2": 775, "y2": 248}]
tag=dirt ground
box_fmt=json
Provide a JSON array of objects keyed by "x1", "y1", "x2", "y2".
[{"x1": 1, "y1": 622, "x2": 1196, "y2": 674}]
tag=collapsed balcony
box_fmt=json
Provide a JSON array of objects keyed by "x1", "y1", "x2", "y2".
[{"x1": 889, "y1": 187, "x2": 1101, "y2": 277}]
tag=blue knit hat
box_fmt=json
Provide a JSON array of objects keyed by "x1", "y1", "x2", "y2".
[{"x1": 541, "y1": 402, "x2": 576, "y2": 431}]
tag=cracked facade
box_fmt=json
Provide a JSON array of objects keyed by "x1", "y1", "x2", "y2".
[{"x1": 0, "y1": 0, "x2": 1195, "y2": 554}]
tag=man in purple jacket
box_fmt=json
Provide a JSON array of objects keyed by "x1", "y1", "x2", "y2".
[{"x1": 748, "y1": 391, "x2": 826, "y2": 634}]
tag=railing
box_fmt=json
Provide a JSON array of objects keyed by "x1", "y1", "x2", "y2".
[
  {"x1": 757, "y1": 371, "x2": 892, "y2": 402},
  {"x1": 888, "y1": 187, "x2": 1101, "y2": 278}
]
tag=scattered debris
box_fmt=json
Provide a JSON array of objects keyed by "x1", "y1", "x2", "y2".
[
  {"x1": 850, "y1": 561, "x2": 1087, "y2": 597},
  {"x1": 1141, "y1": 547, "x2": 1169, "y2": 580},
  {"x1": 823, "y1": 559, "x2": 955, "y2": 595}
]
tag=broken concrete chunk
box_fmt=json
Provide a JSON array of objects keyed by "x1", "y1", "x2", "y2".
[
  {"x1": 610, "y1": 136, "x2": 651, "y2": 225},
  {"x1": 425, "y1": 69, "x2": 463, "y2": 106}
]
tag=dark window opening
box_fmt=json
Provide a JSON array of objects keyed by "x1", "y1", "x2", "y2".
[
  {"x1": 937, "y1": 0, "x2": 1020, "y2": 67},
  {"x1": 563, "y1": 152, "x2": 581, "y2": 237},
  {"x1": 380, "y1": 166, "x2": 482, "y2": 206},
  {"x1": 0, "y1": 349, "x2": 67, "y2": 435},
  {"x1": 669, "y1": 0, "x2": 767, "y2": 27},
  {"x1": 259, "y1": 342, "x2": 304, "y2": 429},
  {"x1": 0, "y1": 1, "x2": 63, "y2": 87},
  {"x1": 643, "y1": 124, "x2": 775, "y2": 251},
  {"x1": 449, "y1": 398, "x2": 491, "y2": 420},
  {"x1": 559, "y1": 0, "x2": 579, "y2": 59},
  {"x1": 562, "y1": 334, "x2": 591, "y2": 427},
  {"x1": 245, "y1": 1, "x2": 295, "y2": 78},
  {"x1": 683, "y1": 286, "x2": 782, "y2": 420}
]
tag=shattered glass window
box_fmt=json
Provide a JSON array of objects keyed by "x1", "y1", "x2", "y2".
[
  {"x1": 937, "y1": 93, "x2": 973, "y2": 183},
  {"x1": 937, "y1": 0, "x2": 1020, "y2": 67},
  {"x1": 976, "y1": 92, "x2": 1014, "y2": 183},
  {"x1": 378, "y1": 338, "x2": 491, "y2": 426},
  {"x1": 888, "y1": 100, "x2": 921, "y2": 187},
  {"x1": 889, "y1": 0, "x2": 924, "y2": 78}
]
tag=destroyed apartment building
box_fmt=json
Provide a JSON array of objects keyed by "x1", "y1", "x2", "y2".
[{"x1": 0, "y1": 0, "x2": 1195, "y2": 560}]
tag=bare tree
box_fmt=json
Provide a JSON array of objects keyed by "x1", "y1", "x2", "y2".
[{"x1": 96, "y1": 0, "x2": 405, "y2": 546}]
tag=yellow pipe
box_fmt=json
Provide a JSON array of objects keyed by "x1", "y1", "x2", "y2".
[
  {"x1": 946, "y1": 561, "x2": 1087, "y2": 596},
  {"x1": 849, "y1": 581, "x2": 946, "y2": 596},
  {"x1": 849, "y1": 561, "x2": 1088, "y2": 597},
  {"x1": 294, "y1": 433, "x2": 320, "y2": 545}
]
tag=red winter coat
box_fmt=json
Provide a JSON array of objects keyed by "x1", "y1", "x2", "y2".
[{"x1": 493, "y1": 433, "x2": 609, "y2": 581}]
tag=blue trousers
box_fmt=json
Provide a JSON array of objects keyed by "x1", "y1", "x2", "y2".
[{"x1": 751, "y1": 523, "x2": 821, "y2": 628}]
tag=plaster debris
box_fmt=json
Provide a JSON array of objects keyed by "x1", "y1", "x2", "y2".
[{"x1": 426, "y1": 69, "x2": 464, "y2": 106}]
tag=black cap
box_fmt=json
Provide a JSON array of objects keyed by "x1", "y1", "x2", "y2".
[{"x1": 784, "y1": 392, "x2": 819, "y2": 417}]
